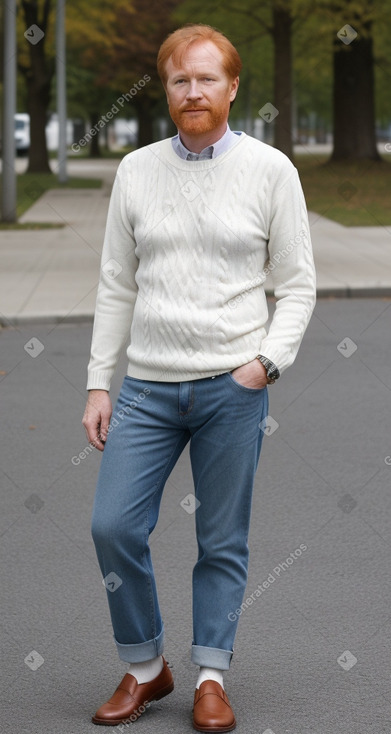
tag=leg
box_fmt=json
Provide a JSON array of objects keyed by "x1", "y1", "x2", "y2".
[
  {"x1": 91, "y1": 376, "x2": 189, "y2": 663},
  {"x1": 189, "y1": 372, "x2": 269, "y2": 669}
]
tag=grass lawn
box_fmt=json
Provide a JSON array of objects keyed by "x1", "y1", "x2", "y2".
[
  {"x1": 296, "y1": 154, "x2": 391, "y2": 227},
  {"x1": 0, "y1": 172, "x2": 102, "y2": 228},
  {"x1": 67, "y1": 147, "x2": 134, "y2": 160}
]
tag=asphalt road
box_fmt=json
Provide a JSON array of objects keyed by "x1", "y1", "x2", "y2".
[{"x1": 1, "y1": 298, "x2": 391, "y2": 734}]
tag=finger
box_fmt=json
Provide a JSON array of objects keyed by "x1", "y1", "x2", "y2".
[
  {"x1": 84, "y1": 420, "x2": 105, "y2": 451},
  {"x1": 91, "y1": 433, "x2": 106, "y2": 452},
  {"x1": 99, "y1": 413, "x2": 112, "y2": 442}
]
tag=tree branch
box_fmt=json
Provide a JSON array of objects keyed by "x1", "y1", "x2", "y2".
[{"x1": 223, "y1": 2, "x2": 272, "y2": 34}]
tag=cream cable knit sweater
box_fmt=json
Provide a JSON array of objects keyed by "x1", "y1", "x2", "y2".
[{"x1": 87, "y1": 134, "x2": 316, "y2": 390}]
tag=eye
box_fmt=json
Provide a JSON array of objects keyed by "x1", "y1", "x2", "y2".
[{"x1": 174, "y1": 79, "x2": 186, "y2": 84}]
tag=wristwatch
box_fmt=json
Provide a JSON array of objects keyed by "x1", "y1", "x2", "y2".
[{"x1": 256, "y1": 355, "x2": 280, "y2": 384}]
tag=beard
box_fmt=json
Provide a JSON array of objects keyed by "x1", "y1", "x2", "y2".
[{"x1": 169, "y1": 101, "x2": 230, "y2": 136}]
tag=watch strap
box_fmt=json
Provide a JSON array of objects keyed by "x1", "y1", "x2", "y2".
[{"x1": 256, "y1": 355, "x2": 280, "y2": 382}]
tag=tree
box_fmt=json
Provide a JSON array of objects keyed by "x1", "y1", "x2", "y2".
[
  {"x1": 67, "y1": 0, "x2": 183, "y2": 150},
  {"x1": 292, "y1": 5, "x2": 334, "y2": 143},
  {"x1": 18, "y1": 0, "x2": 54, "y2": 173},
  {"x1": 332, "y1": 34, "x2": 380, "y2": 161},
  {"x1": 103, "y1": 0, "x2": 183, "y2": 147},
  {"x1": 66, "y1": 0, "x2": 128, "y2": 156},
  {"x1": 272, "y1": 2, "x2": 294, "y2": 158},
  {"x1": 374, "y1": 2, "x2": 391, "y2": 130},
  {"x1": 311, "y1": 0, "x2": 391, "y2": 162},
  {"x1": 174, "y1": 0, "x2": 298, "y2": 159},
  {"x1": 330, "y1": 2, "x2": 380, "y2": 161},
  {"x1": 223, "y1": 0, "x2": 296, "y2": 158}
]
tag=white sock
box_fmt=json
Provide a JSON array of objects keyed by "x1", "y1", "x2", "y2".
[
  {"x1": 127, "y1": 655, "x2": 163, "y2": 684},
  {"x1": 196, "y1": 666, "x2": 224, "y2": 689}
]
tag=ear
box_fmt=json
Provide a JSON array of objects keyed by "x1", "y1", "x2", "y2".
[{"x1": 229, "y1": 76, "x2": 239, "y2": 102}]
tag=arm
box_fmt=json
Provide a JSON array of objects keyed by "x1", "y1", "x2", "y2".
[
  {"x1": 83, "y1": 161, "x2": 138, "y2": 447},
  {"x1": 232, "y1": 165, "x2": 316, "y2": 389},
  {"x1": 86, "y1": 160, "x2": 139, "y2": 392},
  {"x1": 259, "y1": 166, "x2": 316, "y2": 373}
]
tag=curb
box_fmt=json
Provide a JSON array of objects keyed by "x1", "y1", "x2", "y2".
[{"x1": 0, "y1": 313, "x2": 94, "y2": 328}]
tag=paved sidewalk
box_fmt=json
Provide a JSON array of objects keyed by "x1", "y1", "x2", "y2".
[
  {"x1": 0, "y1": 160, "x2": 115, "y2": 325},
  {"x1": 1, "y1": 158, "x2": 391, "y2": 325}
]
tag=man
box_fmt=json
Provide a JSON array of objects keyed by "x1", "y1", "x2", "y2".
[{"x1": 82, "y1": 23, "x2": 316, "y2": 732}]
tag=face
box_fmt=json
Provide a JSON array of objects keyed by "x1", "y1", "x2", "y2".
[{"x1": 165, "y1": 40, "x2": 239, "y2": 139}]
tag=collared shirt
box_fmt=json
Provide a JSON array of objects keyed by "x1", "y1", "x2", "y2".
[{"x1": 172, "y1": 125, "x2": 242, "y2": 160}]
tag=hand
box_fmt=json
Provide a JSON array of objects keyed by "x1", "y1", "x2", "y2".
[
  {"x1": 231, "y1": 359, "x2": 269, "y2": 389},
  {"x1": 82, "y1": 389, "x2": 112, "y2": 452}
]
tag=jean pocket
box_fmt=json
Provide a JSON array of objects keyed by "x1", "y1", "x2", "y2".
[{"x1": 226, "y1": 372, "x2": 266, "y2": 394}]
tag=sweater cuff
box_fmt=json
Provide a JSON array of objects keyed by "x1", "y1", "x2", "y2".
[
  {"x1": 86, "y1": 370, "x2": 113, "y2": 392},
  {"x1": 257, "y1": 343, "x2": 291, "y2": 375}
]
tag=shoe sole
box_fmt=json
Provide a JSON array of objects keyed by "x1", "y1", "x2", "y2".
[
  {"x1": 193, "y1": 719, "x2": 236, "y2": 733},
  {"x1": 91, "y1": 681, "x2": 174, "y2": 726}
]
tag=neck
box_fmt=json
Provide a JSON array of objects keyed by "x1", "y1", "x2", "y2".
[{"x1": 178, "y1": 121, "x2": 228, "y2": 154}]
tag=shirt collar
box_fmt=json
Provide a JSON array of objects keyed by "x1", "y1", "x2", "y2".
[{"x1": 172, "y1": 125, "x2": 239, "y2": 160}]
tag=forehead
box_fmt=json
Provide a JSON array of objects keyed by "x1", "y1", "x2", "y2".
[{"x1": 165, "y1": 40, "x2": 225, "y2": 77}]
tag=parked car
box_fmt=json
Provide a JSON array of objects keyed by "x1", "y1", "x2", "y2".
[{"x1": 14, "y1": 113, "x2": 30, "y2": 156}]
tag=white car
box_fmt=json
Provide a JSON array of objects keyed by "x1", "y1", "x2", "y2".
[{"x1": 14, "y1": 113, "x2": 30, "y2": 156}]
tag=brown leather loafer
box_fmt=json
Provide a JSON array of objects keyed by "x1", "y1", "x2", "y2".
[
  {"x1": 92, "y1": 656, "x2": 174, "y2": 725},
  {"x1": 193, "y1": 680, "x2": 236, "y2": 732}
]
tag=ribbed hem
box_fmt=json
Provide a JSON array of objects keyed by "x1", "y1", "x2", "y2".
[
  {"x1": 191, "y1": 644, "x2": 233, "y2": 670},
  {"x1": 87, "y1": 369, "x2": 113, "y2": 391},
  {"x1": 125, "y1": 341, "x2": 267, "y2": 383},
  {"x1": 127, "y1": 364, "x2": 230, "y2": 383},
  {"x1": 115, "y1": 627, "x2": 164, "y2": 663}
]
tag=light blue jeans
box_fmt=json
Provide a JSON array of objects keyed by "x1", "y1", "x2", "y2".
[{"x1": 91, "y1": 372, "x2": 268, "y2": 670}]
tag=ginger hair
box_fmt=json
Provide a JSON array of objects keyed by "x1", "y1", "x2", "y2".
[{"x1": 157, "y1": 23, "x2": 242, "y2": 87}]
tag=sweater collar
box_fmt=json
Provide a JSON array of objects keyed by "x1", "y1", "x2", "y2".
[
  {"x1": 172, "y1": 125, "x2": 242, "y2": 160},
  {"x1": 155, "y1": 131, "x2": 247, "y2": 171}
]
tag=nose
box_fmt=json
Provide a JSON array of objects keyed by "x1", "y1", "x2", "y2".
[{"x1": 186, "y1": 80, "x2": 203, "y2": 101}]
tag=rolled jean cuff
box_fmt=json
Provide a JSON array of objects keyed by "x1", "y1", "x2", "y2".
[
  {"x1": 191, "y1": 644, "x2": 233, "y2": 670},
  {"x1": 115, "y1": 627, "x2": 164, "y2": 663}
]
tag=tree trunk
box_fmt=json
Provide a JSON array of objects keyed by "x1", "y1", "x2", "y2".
[
  {"x1": 22, "y1": 0, "x2": 53, "y2": 174},
  {"x1": 89, "y1": 111, "x2": 102, "y2": 157},
  {"x1": 134, "y1": 96, "x2": 154, "y2": 148},
  {"x1": 26, "y1": 75, "x2": 52, "y2": 173},
  {"x1": 330, "y1": 20, "x2": 380, "y2": 162},
  {"x1": 272, "y1": 3, "x2": 293, "y2": 161}
]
